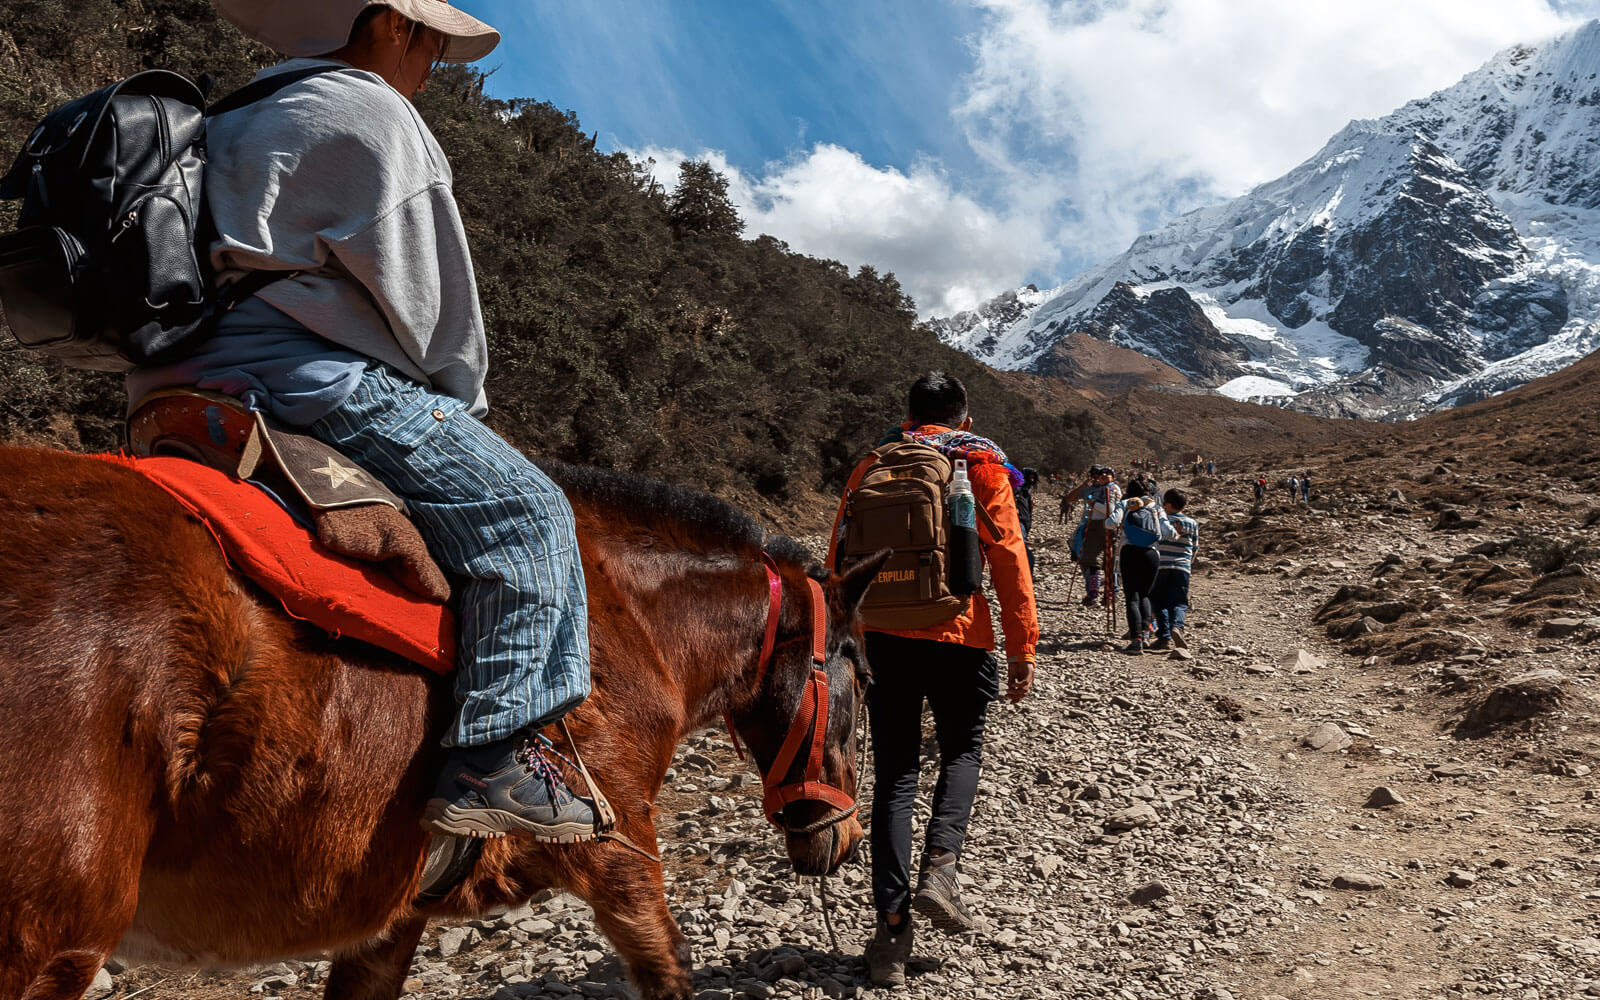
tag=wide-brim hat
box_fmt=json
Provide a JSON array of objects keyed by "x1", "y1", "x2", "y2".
[{"x1": 214, "y1": 0, "x2": 500, "y2": 63}]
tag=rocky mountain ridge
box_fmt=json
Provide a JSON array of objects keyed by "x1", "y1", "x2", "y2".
[{"x1": 932, "y1": 20, "x2": 1600, "y2": 419}]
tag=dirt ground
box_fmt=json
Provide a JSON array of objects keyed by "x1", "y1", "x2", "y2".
[{"x1": 100, "y1": 457, "x2": 1599, "y2": 1000}]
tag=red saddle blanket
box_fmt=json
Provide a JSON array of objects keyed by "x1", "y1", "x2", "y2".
[{"x1": 107, "y1": 454, "x2": 455, "y2": 674}]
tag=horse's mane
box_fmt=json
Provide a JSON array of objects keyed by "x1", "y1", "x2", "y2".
[{"x1": 537, "y1": 459, "x2": 818, "y2": 572}]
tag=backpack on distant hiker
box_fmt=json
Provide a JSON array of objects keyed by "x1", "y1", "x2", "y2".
[
  {"x1": 1121, "y1": 503, "x2": 1161, "y2": 548},
  {"x1": 833, "y1": 438, "x2": 996, "y2": 630},
  {"x1": 0, "y1": 67, "x2": 337, "y2": 371}
]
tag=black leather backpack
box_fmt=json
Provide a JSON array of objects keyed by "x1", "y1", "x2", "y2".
[{"x1": 0, "y1": 67, "x2": 334, "y2": 371}]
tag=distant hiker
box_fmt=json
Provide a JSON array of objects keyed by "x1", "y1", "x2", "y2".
[
  {"x1": 133, "y1": 0, "x2": 600, "y2": 841},
  {"x1": 1301, "y1": 472, "x2": 1312, "y2": 503},
  {"x1": 1110, "y1": 479, "x2": 1171, "y2": 654},
  {"x1": 1253, "y1": 477, "x2": 1266, "y2": 504},
  {"x1": 1208, "y1": 461, "x2": 1215, "y2": 475},
  {"x1": 828, "y1": 373, "x2": 1037, "y2": 988},
  {"x1": 1062, "y1": 465, "x2": 1122, "y2": 606},
  {"x1": 1288, "y1": 475, "x2": 1300, "y2": 501},
  {"x1": 1017, "y1": 467, "x2": 1040, "y2": 581},
  {"x1": 1148, "y1": 487, "x2": 1199, "y2": 651}
]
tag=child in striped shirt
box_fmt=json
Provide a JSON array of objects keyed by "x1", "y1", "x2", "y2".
[{"x1": 1149, "y1": 487, "x2": 1200, "y2": 651}]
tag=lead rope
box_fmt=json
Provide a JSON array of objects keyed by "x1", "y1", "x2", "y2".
[{"x1": 809, "y1": 691, "x2": 869, "y2": 955}]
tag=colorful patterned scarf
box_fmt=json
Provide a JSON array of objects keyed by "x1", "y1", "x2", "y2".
[{"x1": 882, "y1": 424, "x2": 1026, "y2": 489}]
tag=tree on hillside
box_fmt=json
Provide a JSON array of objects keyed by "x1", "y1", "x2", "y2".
[
  {"x1": 1044, "y1": 409, "x2": 1102, "y2": 474},
  {"x1": 0, "y1": 11, "x2": 1095, "y2": 505},
  {"x1": 667, "y1": 160, "x2": 743, "y2": 239}
]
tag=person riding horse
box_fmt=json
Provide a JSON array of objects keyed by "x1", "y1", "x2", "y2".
[{"x1": 132, "y1": 0, "x2": 596, "y2": 841}]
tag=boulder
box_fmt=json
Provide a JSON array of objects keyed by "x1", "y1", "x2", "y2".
[
  {"x1": 1432, "y1": 509, "x2": 1482, "y2": 531},
  {"x1": 1464, "y1": 669, "x2": 1571, "y2": 728},
  {"x1": 1538, "y1": 617, "x2": 1589, "y2": 638},
  {"x1": 1282, "y1": 648, "x2": 1326, "y2": 673},
  {"x1": 1364, "y1": 786, "x2": 1406, "y2": 808},
  {"x1": 1303, "y1": 722, "x2": 1352, "y2": 752},
  {"x1": 1331, "y1": 872, "x2": 1385, "y2": 891}
]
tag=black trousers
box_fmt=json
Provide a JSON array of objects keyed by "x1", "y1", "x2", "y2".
[
  {"x1": 1120, "y1": 544, "x2": 1159, "y2": 638},
  {"x1": 865, "y1": 632, "x2": 995, "y2": 918}
]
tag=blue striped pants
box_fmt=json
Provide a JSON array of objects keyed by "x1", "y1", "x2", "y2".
[{"x1": 311, "y1": 365, "x2": 591, "y2": 747}]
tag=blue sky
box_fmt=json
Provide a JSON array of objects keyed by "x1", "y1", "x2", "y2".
[
  {"x1": 450, "y1": 0, "x2": 1600, "y2": 317},
  {"x1": 454, "y1": 1, "x2": 985, "y2": 182}
]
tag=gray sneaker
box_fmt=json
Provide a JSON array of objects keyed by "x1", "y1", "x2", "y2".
[
  {"x1": 864, "y1": 915, "x2": 913, "y2": 987},
  {"x1": 422, "y1": 733, "x2": 597, "y2": 841},
  {"x1": 913, "y1": 851, "x2": 975, "y2": 933},
  {"x1": 1172, "y1": 628, "x2": 1188, "y2": 649}
]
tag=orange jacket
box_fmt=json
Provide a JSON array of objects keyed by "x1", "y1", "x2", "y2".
[{"x1": 828, "y1": 427, "x2": 1039, "y2": 661}]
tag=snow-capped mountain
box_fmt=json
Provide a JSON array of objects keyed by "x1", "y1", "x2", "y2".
[{"x1": 932, "y1": 21, "x2": 1600, "y2": 419}]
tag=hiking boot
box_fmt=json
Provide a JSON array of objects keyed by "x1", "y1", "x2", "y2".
[
  {"x1": 1121, "y1": 639, "x2": 1144, "y2": 655},
  {"x1": 1147, "y1": 637, "x2": 1171, "y2": 651},
  {"x1": 422, "y1": 733, "x2": 597, "y2": 841},
  {"x1": 1081, "y1": 591, "x2": 1099, "y2": 608},
  {"x1": 864, "y1": 915, "x2": 913, "y2": 987},
  {"x1": 913, "y1": 850, "x2": 976, "y2": 933},
  {"x1": 1171, "y1": 628, "x2": 1188, "y2": 649}
]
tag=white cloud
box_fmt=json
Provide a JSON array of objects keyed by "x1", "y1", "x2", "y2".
[
  {"x1": 633, "y1": 144, "x2": 1050, "y2": 317},
  {"x1": 959, "y1": 0, "x2": 1598, "y2": 267},
  {"x1": 636, "y1": 2, "x2": 1600, "y2": 319}
]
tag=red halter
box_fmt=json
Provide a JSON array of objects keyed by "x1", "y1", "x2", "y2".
[{"x1": 724, "y1": 555, "x2": 858, "y2": 828}]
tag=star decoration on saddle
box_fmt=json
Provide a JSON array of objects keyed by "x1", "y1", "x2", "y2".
[{"x1": 314, "y1": 457, "x2": 369, "y2": 490}]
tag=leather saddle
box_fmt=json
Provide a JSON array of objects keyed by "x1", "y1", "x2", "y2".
[{"x1": 127, "y1": 389, "x2": 450, "y2": 602}]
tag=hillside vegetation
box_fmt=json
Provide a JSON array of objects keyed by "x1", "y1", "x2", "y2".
[{"x1": 0, "y1": 0, "x2": 1096, "y2": 507}]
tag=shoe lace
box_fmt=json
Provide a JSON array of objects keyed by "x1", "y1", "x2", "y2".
[{"x1": 518, "y1": 734, "x2": 578, "y2": 802}]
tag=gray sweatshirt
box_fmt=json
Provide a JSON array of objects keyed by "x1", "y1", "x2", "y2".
[{"x1": 199, "y1": 59, "x2": 488, "y2": 414}]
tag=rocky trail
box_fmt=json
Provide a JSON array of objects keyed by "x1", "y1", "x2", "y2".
[{"x1": 105, "y1": 469, "x2": 1600, "y2": 1000}]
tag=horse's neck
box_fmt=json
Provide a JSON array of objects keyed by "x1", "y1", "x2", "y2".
[{"x1": 598, "y1": 544, "x2": 764, "y2": 738}]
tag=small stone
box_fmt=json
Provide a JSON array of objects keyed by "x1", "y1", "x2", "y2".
[
  {"x1": 1331, "y1": 872, "x2": 1385, "y2": 891},
  {"x1": 1303, "y1": 722, "x2": 1352, "y2": 752},
  {"x1": 436, "y1": 926, "x2": 472, "y2": 959},
  {"x1": 1445, "y1": 869, "x2": 1478, "y2": 888},
  {"x1": 1105, "y1": 803, "x2": 1159, "y2": 831},
  {"x1": 1282, "y1": 648, "x2": 1325, "y2": 673},
  {"x1": 402, "y1": 978, "x2": 425, "y2": 995},
  {"x1": 1129, "y1": 880, "x2": 1172, "y2": 905},
  {"x1": 1429, "y1": 763, "x2": 1474, "y2": 779},
  {"x1": 86, "y1": 969, "x2": 113, "y2": 1000},
  {"x1": 1365, "y1": 786, "x2": 1406, "y2": 808}
]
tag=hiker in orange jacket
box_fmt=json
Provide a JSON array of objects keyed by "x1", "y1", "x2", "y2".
[{"x1": 828, "y1": 372, "x2": 1038, "y2": 987}]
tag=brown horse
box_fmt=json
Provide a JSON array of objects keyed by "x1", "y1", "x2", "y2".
[{"x1": 0, "y1": 445, "x2": 887, "y2": 1000}]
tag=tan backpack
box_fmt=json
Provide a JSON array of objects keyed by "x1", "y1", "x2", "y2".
[{"x1": 833, "y1": 438, "x2": 972, "y2": 630}]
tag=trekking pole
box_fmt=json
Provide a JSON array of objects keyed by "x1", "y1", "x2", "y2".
[{"x1": 1103, "y1": 525, "x2": 1118, "y2": 638}]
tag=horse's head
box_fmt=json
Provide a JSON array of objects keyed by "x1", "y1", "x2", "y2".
[{"x1": 733, "y1": 547, "x2": 888, "y2": 877}]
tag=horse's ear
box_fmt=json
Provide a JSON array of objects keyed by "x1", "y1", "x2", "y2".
[{"x1": 836, "y1": 548, "x2": 892, "y2": 617}]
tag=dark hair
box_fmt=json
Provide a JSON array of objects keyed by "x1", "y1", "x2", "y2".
[
  {"x1": 1023, "y1": 467, "x2": 1039, "y2": 485},
  {"x1": 908, "y1": 372, "x2": 968, "y2": 428},
  {"x1": 347, "y1": 5, "x2": 393, "y2": 45},
  {"x1": 1164, "y1": 487, "x2": 1188, "y2": 511}
]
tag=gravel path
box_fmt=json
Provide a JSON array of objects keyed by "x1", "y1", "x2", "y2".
[{"x1": 104, "y1": 474, "x2": 1600, "y2": 1000}]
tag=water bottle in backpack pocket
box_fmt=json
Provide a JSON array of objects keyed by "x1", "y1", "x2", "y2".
[{"x1": 946, "y1": 459, "x2": 983, "y2": 595}]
